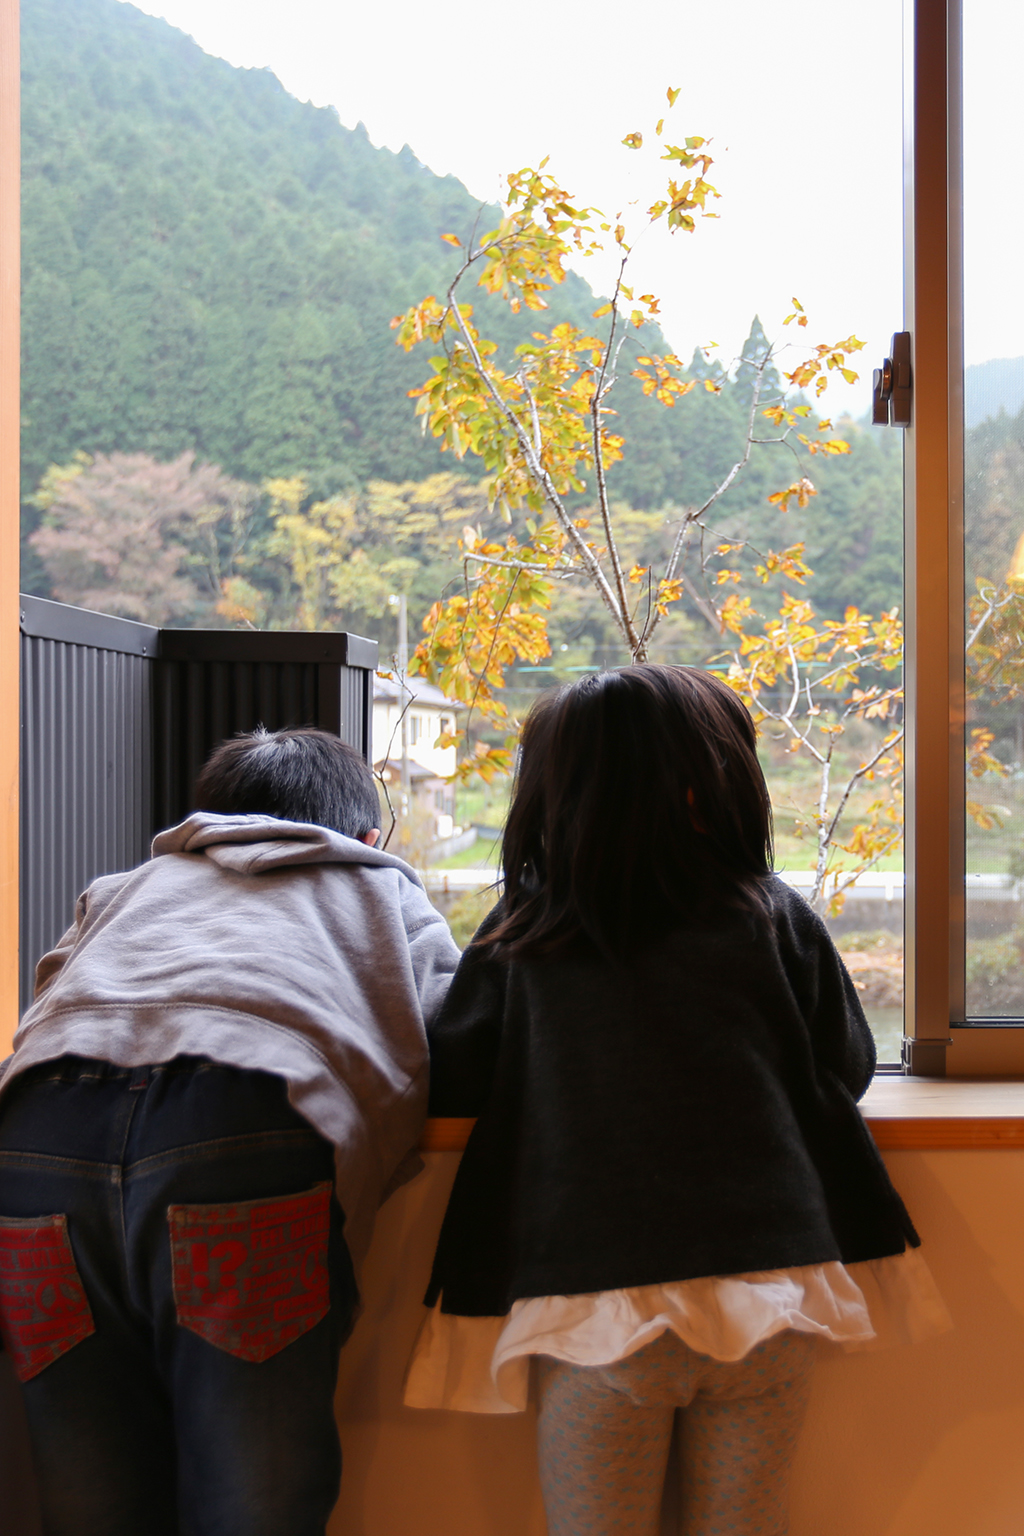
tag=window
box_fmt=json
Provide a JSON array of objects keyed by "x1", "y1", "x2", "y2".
[
  {"x1": 0, "y1": 0, "x2": 1006, "y2": 1076},
  {"x1": 960, "y1": 0, "x2": 1024, "y2": 1024},
  {"x1": 897, "y1": 0, "x2": 1024, "y2": 1074}
]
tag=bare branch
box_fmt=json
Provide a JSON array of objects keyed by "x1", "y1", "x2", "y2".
[
  {"x1": 821, "y1": 727, "x2": 904, "y2": 851},
  {"x1": 589, "y1": 257, "x2": 641, "y2": 658},
  {"x1": 462, "y1": 550, "x2": 578, "y2": 579}
]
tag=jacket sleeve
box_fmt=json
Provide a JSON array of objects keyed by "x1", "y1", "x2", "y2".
[
  {"x1": 779, "y1": 889, "x2": 877, "y2": 1100},
  {"x1": 426, "y1": 919, "x2": 507, "y2": 1117}
]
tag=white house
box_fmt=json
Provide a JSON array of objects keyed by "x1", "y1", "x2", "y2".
[{"x1": 372, "y1": 674, "x2": 458, "y2": 839}]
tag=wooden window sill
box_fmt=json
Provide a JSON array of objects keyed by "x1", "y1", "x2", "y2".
[{"x1": 420, "y1": 1078, "x2": 1024, "y2": 1154}]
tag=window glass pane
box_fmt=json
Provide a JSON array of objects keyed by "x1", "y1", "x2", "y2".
[
  {"x1": 20, "y1": 0, "x2": 904, "y2": 1054},
  {"x1": 963, "y1": 0, "x2": 1024, "y2": 1018}
]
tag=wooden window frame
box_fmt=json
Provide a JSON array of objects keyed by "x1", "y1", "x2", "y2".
[{"x1": 904, "y1": 0, "x2": 1024, "y2": 1077}]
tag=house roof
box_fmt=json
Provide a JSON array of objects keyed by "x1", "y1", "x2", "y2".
[
  {"x1": 374, "y1": 756, "x2": 445, "y2": 784},
  {"x1": 373, "y1": 673, "x2": 453, "y2": 709}
]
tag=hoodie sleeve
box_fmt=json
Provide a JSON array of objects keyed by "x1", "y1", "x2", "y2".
[
  {"x1": 33, "y1": 901, "x2": 86, "y2": 998},
  {"x1": 399, "y1": 879, "x2": 462, "y2": 1028}
]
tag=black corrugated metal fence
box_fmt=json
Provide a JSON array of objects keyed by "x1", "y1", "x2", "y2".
[{"x1": 20, "y1": 595, "x2": 378, "y2": 1013}]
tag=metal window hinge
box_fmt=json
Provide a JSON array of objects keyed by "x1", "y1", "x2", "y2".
[{"x1": 872, "y1": 331, "x2": 912, "y2": 427}]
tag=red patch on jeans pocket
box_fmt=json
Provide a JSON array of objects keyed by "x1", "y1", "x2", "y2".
[
  {"x1": 169, "y1": 1182, "x2": 331, "y2": 1363},
  {"x1": 0, "y1": 1214, "x2": 96, "y2": 1383}
]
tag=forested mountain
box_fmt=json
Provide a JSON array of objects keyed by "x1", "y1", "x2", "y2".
[{"x1": 21, "y1": 0, "x2": 904, "y2": 634}]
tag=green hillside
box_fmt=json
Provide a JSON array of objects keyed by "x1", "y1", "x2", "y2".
[
  {"x1": 20, "y1": 0, "x2": 904, "y2": 626},
  {"x1": 21, "y1": 0, "x2": 509, "y2": 493}
]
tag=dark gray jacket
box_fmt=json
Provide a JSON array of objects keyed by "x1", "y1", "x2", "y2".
[{"x1": 426, "y1": 876, "x2": 916, "y2": 1316}]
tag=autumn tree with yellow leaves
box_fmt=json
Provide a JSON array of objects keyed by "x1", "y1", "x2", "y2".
[{"x1": 391, "y1": 90, "x2": 903, "y2": 905}]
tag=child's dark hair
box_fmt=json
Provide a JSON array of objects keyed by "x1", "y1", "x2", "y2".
[
  {"x1": 194, "y1": 727, "x2": 380, "y2": 840},
  {"x1": 483, "y1": 665, "x2": 773, "y2": 959}
]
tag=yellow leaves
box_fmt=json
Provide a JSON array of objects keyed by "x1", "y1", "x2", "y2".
[
  {"x1": 718, "y1": 592, "x2": 905, "y2": 899},
  {"x1": 655, "y1": 577, "x2": 684, "y2": 616},
  {"x1": 391, "y1": 294, "x2": 446, "y2": 351},
  {"x1": 966, "y1": 579, "x2": 1024, "y2": 700},
  {"x1": 798, "y1": 433, "x2": 852, "y2": 456},
  {"x1": 715, "y1": 568, "x2": 742, "y2": 586},
  {"x1": 753, "y1": 544, "x2": 811, "y2": 586},
  {"x1": 719, "y1": 593, "x2": 754, "y2": 635},
  {"x1": 967, "y1": 726, "x2": 1010, "y2": 780},
  {"x1": 784, "y1": 334, "x2": 865, "y2": 397},
  {"x1": 451, "y1": 741, "x2": 515, "y2": 785},
  {"x1": 411, "y1": 525, "x2": 563, "y2": 748},
  {"x1": 966, "y1": 798, "x2": 1002, "y2": 832},
  {"x1": 627, "y1": 563, "x2": 648, "y2": 584},
  {"x1": 263, "y1": 475, "x2": 307, "y2": 517},
  {"x1": 767, "y1": 478, "x2": 817, "y2": 512},
  {"x1": 850, "y1": 687, "x2": 895, "y2": 721},
  {"x1": 29, "y1": 450, "x2": 92, "y2": 512},
  {"x1": 631, "y1": 354, "x2": 696, "y2": 407},
  {"x1": 440, "y1": 232, "x2": 462, "y2": 247},
  {"x1": 216, "y1": 576, "x2": 267, "y2": 629},
  {"x1": 667, "y1": 85, "x2": 681, "y2": 106},
  {"x1": 783, "y1": 297, "x2": 807, "y2": 329},
  {"x1": 622, "y1": 132, "x2": 643, "y2": 149},
  {"x1": 592, "y1": 302, "x2": 613, "y2": 318}
]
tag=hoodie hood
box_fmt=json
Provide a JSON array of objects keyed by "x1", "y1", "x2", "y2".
[{"x1": 152, "y1": 812, "x2": 424, "y2": 884}]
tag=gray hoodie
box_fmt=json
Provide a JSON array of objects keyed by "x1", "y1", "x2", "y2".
[{"x1": 1, "y1": 812, "x2": 461, "y2": 1269}]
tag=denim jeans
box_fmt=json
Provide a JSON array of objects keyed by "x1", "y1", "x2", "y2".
[{"x1": 0, "y1": 1055, "x2": 358, "y2": 1536}]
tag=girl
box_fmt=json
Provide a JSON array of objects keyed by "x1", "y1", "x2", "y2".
[{"x1": 405, "y1": 666, "x2": 948, "y2": 1536}]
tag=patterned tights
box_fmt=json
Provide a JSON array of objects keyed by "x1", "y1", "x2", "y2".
[{"x1": 535, "y1": 1328, "x2": 816, "y2": 1536}]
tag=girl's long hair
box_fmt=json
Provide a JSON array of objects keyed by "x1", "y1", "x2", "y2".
[{"x1": 481, "y1": 665, "x2": 774, "y2": 960}]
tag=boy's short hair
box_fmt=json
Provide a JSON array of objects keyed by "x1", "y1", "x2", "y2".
[{"x1": 194, "y1": 727, "x2": 380, "y2": 840}]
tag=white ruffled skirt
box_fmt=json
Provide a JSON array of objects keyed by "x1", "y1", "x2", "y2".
[{"x1": 404, "y1": 1249, "x2": 951, "y2": 1414}]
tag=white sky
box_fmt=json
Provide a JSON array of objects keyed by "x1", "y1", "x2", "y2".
[
  {"x1": 963, "y1": 1, "x2": 1024, "y2": 371},
  {"x1": 122, "y1": 0, "x2": 1019, "y2": 402}
]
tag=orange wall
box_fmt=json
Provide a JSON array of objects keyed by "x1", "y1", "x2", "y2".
[{"x1": 333, "y1": 1149, "x2": 1024, "y2": 1536}]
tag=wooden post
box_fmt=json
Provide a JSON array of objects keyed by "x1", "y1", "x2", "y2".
[{"x1": 0, "y1": 0, "x2": 17, "y2": 1053}]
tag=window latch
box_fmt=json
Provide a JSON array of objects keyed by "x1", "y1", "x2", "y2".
[{"x1": 872, "y1": 331, "x2": 912, "y2": 427}]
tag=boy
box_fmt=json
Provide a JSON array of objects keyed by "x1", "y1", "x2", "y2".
[{"x1": 0, "y1": 727, "x2": 460, "y2": 1536}]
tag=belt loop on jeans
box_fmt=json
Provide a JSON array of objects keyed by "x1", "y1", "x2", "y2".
[{"x1": 128, "y1": 1065, "x2": 151, "y2": 1091}]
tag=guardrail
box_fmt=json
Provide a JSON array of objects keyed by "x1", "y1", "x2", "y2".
[
  {"x1": 423, "y1": 868, "x2": 1023, "y2": 903},
  {"x1": 424, "y1": 868, "x2": 912, "y2": 899}
]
